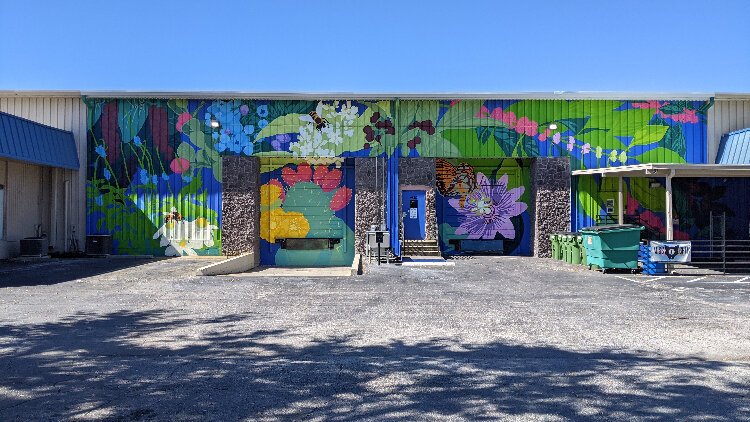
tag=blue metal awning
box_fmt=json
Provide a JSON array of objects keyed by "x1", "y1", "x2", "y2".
[
  {"x1": 0, "y1": 111, "x2": 79, "y2": 170},
  {"x1": 716, "y1": 128, "x2": 750, "y2": 165}
]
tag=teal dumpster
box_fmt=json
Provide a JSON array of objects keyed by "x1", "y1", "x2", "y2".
[
  {"x1": 578, "y1": 235, "x2": 587, "y2": 266},
  {"x1": 580, "y1": 225, "x2": 643, "y2": 272}
]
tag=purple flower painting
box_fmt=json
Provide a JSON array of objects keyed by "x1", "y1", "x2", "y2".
[{"x1": 448, "y1": 172, "x2": 527, "y2": 239}]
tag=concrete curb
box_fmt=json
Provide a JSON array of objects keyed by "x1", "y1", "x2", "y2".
[
  {"x1": 352, "y1": 254, "x2": 361, "y2": 276},
  {"x1": 197, "y1": 252, "x2": 258, "y2": 276}
]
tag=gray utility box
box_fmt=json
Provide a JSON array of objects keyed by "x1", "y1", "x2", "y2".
[
  {"x1": 86, "y1": 235, "x2": 113, "y2": 256},
  {"x1": 20, "y1": 237, "x2": 49, "y2": 257}
]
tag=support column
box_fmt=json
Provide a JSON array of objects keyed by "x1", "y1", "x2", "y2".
[
  {"x1": 221, "y1": 156, "x2": 260, "y2": 261},
  {"x1": 618, "y1": 176, "x2": 624, "y2": 225},
  {"x1": 665, "y1": 171, "x2": 674, "y2": 240},
  {"x1": 531, "y1": 157, "x2": 571, "y2": 257},
  {"x1": 354, "y1": 157, "x2": 386, "y2": 254}
]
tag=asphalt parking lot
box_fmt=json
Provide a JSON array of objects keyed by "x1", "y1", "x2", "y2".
[{"x1": 1, "y1": 257, "x2": 749, "y2": 421}]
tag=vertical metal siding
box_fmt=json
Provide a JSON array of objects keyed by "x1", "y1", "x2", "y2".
[
  {"x1": 708, "y1": 99, "x2": 750, "y2": 163},
  {"x1": 0, "y1": 96, "x2": 87, "y2": 252}
]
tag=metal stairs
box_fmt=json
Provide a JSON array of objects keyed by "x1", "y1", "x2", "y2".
[{"x1": 401, "y1": 239, "x2": 442, "y2": 257}]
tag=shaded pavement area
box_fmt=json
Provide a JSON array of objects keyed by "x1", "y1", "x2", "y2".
[{"x1": 0, "y1": 257, "x2": 749, "y2": 420}]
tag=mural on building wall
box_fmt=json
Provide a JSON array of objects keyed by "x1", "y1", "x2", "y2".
[
  {"x1": 85, "y1": 98, "x2": 709, "y2": 256},
  {"x1": 436, "y1": 158, "x2": 532, "y2": 256},
  {"x1": 259, "y1": 159, "x2": 355, "y2": 266}
]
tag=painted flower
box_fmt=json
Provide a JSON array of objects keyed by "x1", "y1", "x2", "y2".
[
  {"x1": 260, "y1": 182, "x2": 285, "y2": 207},
  {"x1": 312, "y1": 165, "x2": 342, "y2": 192},
  {"x1": 609, "y1": 150, "x2": 619, "y2": 162},
  {"x1": 552, "y1": 132, "x2": 561, "y2": 144},
  {"x1": 138, "y1": 169, "x2": 150, "y2": 185},
  {"x1": 103, "y1": 168, "x2": 111, "y2": 180},
  {"x1": 258, "y1": 119, "x2": 268, "y2": 130},
  {"x1": 619, "y1": 150, "x2": 628, "y2": 163},
  {"x1": 567, "y1": 136, "x2": 576, "y2": 152},
  {"x1": 538, "y1": 128, "x2": 550, "y2": 142},
  {"x1": 595, "y1": 146, "x2": 604, "y2": 159},
  {"x1": 95, "y1": 195, "x2": 103, "y2": 206},
  {"x1": 515, "y1": 117, "x2": 538, "y2": 137},
  {"x1": 281, "y1": 163, "x2": 313, "y2": 187},
  {"x1": 176, "y1": 112, "x2": 192, "y2": 132},
  {"x1": 170, "y1": 157, "x2": 190, "y2": 174},
  {"x1": 632, "y1": 101, "x2": 662, "y2": 109},
  {"x1": 257, "y1": 104, "x2": 269, "y2": 117},
  {"x1": 271, "y1": 134, "x2": 293, "y2": 151},
  {"x1": 448, "y1": 172, "x2": 527, "y2": 240},
  {"x1": 581, "y1": 143, "x2": 591, "y2": 155},
  {"x1": 153, "y1": 212, "x2": 218, "y2": 256},
  {"x1": 95, "y1": 145, "x2": 106, "y2": 158},
  {"x1": 260, "y1": 207, "x2": 310, "y2": 243},
  {"x1": 133, "y1": 136, "x2": 143, "y2": 147},
  {"x1": 240, "y1": 104, "x2": 250, "y2": 116},
  {"x1": 330, "y1": 187, "x2": 352, "y2": 211},
  {"x1": 660, "y1": 108, "x2": 698, "y2": 124}
]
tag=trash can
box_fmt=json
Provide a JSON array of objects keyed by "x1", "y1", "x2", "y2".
[
  {"x1": 580, "y1": 225, "x2": 643, "y2": 272},
  {"x1": 550, "y1": 234, "x2": 561, "y2": 260},
  {"x1": 570, "y1": 235, "x2": 582, "y2": 265},
  {"x1": 560, "y1": 232, "x2": 577, "y2": 264}
]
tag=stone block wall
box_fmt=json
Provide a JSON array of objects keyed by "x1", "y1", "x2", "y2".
[
  {"x1": 354, "y1": 157, "x2": 386, "y2": 254},
  {"x1": 221, "y1": 156, "x2": 260, "y2": 256},
  {"x1": 531, "y1": 157, "x2": 571, "y2": 257}
]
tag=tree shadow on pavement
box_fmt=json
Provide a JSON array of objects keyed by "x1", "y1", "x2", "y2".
[{"x1": 0, "y1": 309, "x2": 748, "y2": 420}]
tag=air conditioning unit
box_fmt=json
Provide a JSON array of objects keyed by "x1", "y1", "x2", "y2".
[
  {"x1": 20, "y1": 237, "x2": 49, "y2": 257},
  {"x1": 86, "y1": 235, "x2": 112, "y2": 256}
]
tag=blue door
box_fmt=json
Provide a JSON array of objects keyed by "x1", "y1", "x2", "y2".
[{"x1": 402, "y1": 190, "x2": 426, "y2": 240}]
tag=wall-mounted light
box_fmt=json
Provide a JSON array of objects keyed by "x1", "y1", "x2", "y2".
[
  {"x1": 548, "y1": 123, "x2": 558, "y2": 130},
  {"x1": 210, "y1": 119, "x2": 220, "y2": 128}
]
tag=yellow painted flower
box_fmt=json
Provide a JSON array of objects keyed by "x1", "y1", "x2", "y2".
[
  {"x1": 260, "y1": 183, "x2": 283, "y2": 209},
  {"x1": 260, "y1": 207, "x2": 310, "y2": 243}
]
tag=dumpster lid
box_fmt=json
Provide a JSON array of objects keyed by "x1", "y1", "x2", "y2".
[{"x1": 580, "y1": 224, "x2": 643, "y2": 232}]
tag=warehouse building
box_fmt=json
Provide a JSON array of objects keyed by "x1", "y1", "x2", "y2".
[{"x1": 1, "y1": 91, "x2": 749, "y2": 267}]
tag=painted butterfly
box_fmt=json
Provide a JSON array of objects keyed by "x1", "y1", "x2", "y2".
[{"x1": 436, "y1": 158, "x2": 477, "y2": 207}]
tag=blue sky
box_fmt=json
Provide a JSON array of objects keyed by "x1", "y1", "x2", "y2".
[{"x1": 1, "y1": 0, "x2": 749, "y2": 92}]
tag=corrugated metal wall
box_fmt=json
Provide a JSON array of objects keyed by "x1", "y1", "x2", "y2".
[
  {"x1": 0, "y1": 95, "x2": 87, "y2": 253},
  {"x1": 707, "y1": 98, "x2": 750, "y2": 163}
]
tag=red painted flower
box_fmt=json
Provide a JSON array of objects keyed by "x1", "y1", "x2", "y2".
[
  {"x1": 281, "y1": 163, "x2": 313, "y2": 187},
  {"x1": 176, "y1": 112, "x2": 192, "y2": 133},
  {"x1": 330, "y1": 187, "x2": 352, "y2": 211},
  {"x1": 170, "y1": 157, "x2": 190, "y2": 174},
  {"x1": 632, "y1": 101, "x2": 662, "y2": 109},
  {"x1": 313, "y1": 165, "x2": 343, "y2": 192}
]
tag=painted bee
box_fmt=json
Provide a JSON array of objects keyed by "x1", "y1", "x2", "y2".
[
  {"x1": 300, "y1": 103, "x2": 329, "y2": 131},
  {"x1": 164, "y1": 208, "x2": 184, "y2": 223}
]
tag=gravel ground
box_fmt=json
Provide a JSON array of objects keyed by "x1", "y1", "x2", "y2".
[{"x1": 0, "y1": 256, "x2": 749, "y2": 421}]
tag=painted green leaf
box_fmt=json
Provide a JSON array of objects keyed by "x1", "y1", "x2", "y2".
[
  {"x1": 255, "y1": 114, "x2": 305, "y2": 140},
  {"x1": 268, "y1": 101, "x2": 316, "y2": 120},
  {"x1": 494, "y1": 127, "x2": 518, "y2": 156},
  {"x1": 634, "y1": 147, "x2": 686, "y2": 164},
  {"x1": 630, "y1": 177, "x2": 665, "y2": 212},
  {"x1": 177, "y1": 142, "x2": 197, "y2": 162},
  {"x1": 597, "y1": 108, "x2": 655, "y2": 136},
  {"x1": 118, "y1": 100, "x2": 149, "y2": 142},
  {"x1": 439, "y1": 129, "x2": 495, "y2": 158},
  {"x1": 521, "y1": 135, "x2": 540, "y2": 157},
  {"x1": 659, "y1": 124, "x2": 686, "y2": 158},
  {"x1": 558, "y1": 117, "x2": 590, "y2": 135},
  {"x1": 475, "y1": 126, "x2": 492, "y2": 144},
  {"x1": 628, "y1": 125, "x2": 669, "y2": 149},
  {"x1": 576, "y1": 175, "x2": 601, "y2": 220}
]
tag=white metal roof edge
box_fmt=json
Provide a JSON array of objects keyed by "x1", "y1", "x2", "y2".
[
  {"x1": 572, "y1": 163, "x2": 750, "y2": 177},
  {"x1": 0, "y1": 90, "x2": 716, "y2": 100}
]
